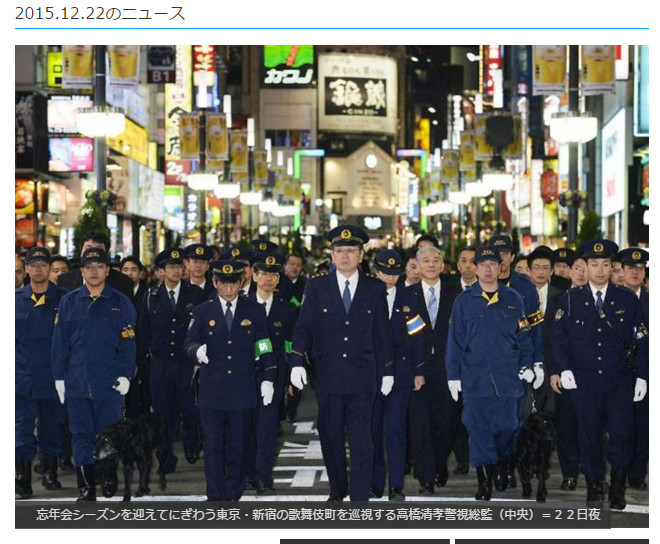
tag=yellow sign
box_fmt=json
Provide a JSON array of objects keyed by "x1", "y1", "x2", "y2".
[
  {"x1": 230, "y1": 132, "x2": 248, "y2": 173},
  {"x1": 533, "y1": 45, "x2": 567, "y2": 95},
  {"x1": 442, "y1": 150, "x2": 459, "y2": 184},
  {"x1": 47, "y1": 51, "x2": 63, "y2": 88},
  {"x1": 107, "y1": 118, "x2": 148, "y2": 165},
  {"x1": 460, "y1": 131, "x2": 476, "y2": 171},
  {"x1": 179, "y1": 113, "x2": 200, "y2": 160},
  {"x1": 107, "y1": 45, "x2": 140, "y2": 89},
  {"x1": 62, "y1": 45, "x2": 93, "y2": 89},
  {"x1": 474, "y1": 114, "x2": 492, "y2": 160},
  {"x1": 206, "y1": 113, "x2": 229, "y2": 161},
  {"x1": 582, "y1": 45, "x2": 615, "y2": 95}
]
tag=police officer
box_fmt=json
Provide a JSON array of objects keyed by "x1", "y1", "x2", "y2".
[
  {"x1": 184, "y1": 244, "x2": 215, "y2": 300},
  {"x1": 184, "y1": 259, "x2": 277, "y2": 501},
  {"x1": 618, "y1": 247, "x2": 649, "y2": 490},
  {"x1": 553, "y1": 248, "x2": 575, "y2": 281},
  {"x1": 446, "y1": 246, "x2": 535, "y2": 501},
  {"x1": 251, "y1": 239, "x2": 296, "y2": 305},
  {"x1": 139, "y1": 248, "x2": 206, "y2": 470},
  {"x1": 552, "y1": 240, "x2": 648, "y2": 509},
  {"x1": 51, "y1": 248, "x2": 136, "y2": 501},
  {"x1": 223, "y1": 246, "x2": 256, "y2": 297},
  {"x1": 15, "y1": 247, "x2": 69, "y2": 498},
  {"x1": 489, "y1": 234, "x2": 544, "y2": 488},
  {"x1": 290, "y1": 225, "x2": 394, "y2": 501},
  {"x1": 370, "y1": 249, "x2": 426, "y2": 501},
  {"x1": 242, "y1": 252, "x2": 298, "y2": 495}
]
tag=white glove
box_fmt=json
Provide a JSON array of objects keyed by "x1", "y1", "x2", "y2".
[
  {"x1": 519, "y1": 367, "x2": 535, "y2": 383},
  {"x1": 113, "y1": 376, "x2": 131, "y2": 396},
  {"x1": 55, "y1": 380, "x2": 65, "y2": 404},
  {"x1": 290, "y1": 366, "x2": 308, "y2": 390},
  {"x1": 532, "y1": 362, "x2": 545, "y2": 390},
  {"x1": 381, "y1": 376, "x2": 394, "y2": 396},
  {"x1": 261, "y1": 381, "x2": 274, "y2": 406},
  {"x1": 448, "y1": 380, "x2": 462, "y2": 402},
  {"x1": 196, "y1": 344, "x2": 209, "y2": 364},
  {"x1": 634, "y1": 377, "x2": 647, "y2": 402},
  {"x1": 560, "y1": 370, "x2": 577, "y2": 390}
]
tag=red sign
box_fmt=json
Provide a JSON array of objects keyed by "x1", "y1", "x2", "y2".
[
  {"x1": 165, "y1": 159, "x2": 191, "y2": 185},
  {"x1": 484, "y1": 45, "x2": 503, "y2": 101},
  {"x1": 193, "y1": 46, "x2": 215, "y2": 73}
]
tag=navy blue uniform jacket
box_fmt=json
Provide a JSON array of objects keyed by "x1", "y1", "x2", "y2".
[{"x1": 290, "y1": 272, "x2": 394, "y2": 395}]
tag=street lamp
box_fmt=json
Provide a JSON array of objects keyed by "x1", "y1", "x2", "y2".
[
  {"x1": 77, "y1": 106, "x2": 125, "y2": 138},
  {"x1": 549, "y1": 111, "x2": 598, "y2": 143}
]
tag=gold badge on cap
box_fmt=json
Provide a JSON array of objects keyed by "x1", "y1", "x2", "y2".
[
  {"x1": 222, "y1": 264, "x2": 234, "y2": 274},
  {"x1": 231, "y1": 249, "x2": 239, "y2": 257},
  {"x1": 594, "y1": 243, "x2": 604, "y2": 253},
  {"x1": 632, "y1": 251, "x2": 642, "y2": 260},
  {"x1": 340, "y1": 229, "x2": 351, "y2": 240},
  {"x1": 388, "y1": 258, "x2": 396, "y2": 266},
  {"x1": 209, "y1": 320, "x2": 216, "y2": 327},
  {"x1": 259, "y1": 242, "x2": 267, "y2": 250},
  {"x1": 266, "y1": 256, "x2": 276, "y2": 265},
  {"x1": 171, "y1": 250, "x2": 180, "y2": 259},
  {"x1": 559, "y1": 250, "x2": 566, "y2": 257},
  {"x1": 196, "y1": 247, "x2": 204, "y2": 255}
]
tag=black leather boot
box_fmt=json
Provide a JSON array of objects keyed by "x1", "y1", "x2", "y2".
[
  {"x1": 609, "y1": 468, "x2": 627, "y2": 510},
  {"x1": 41, "y1": 456, "x2": 62, "y2": 490},
  {"x1": 475, "y1": 465, "x2": 493, "y2": 500},
  {"x1": 76, "y1": 464, "x2": 96, "y2": 501},
  {"x1": 100, "y1": 458, "x2": 119, "y2": 498},
  {"x1": 585, "y1": 476, "x2": 604, "y2": 503},
  {"x1": 15, "y1": 459, "x2": 33, "y2": 499},
  {"x1": 494, "y1": 457, "x2": 508, "y2": 491}
]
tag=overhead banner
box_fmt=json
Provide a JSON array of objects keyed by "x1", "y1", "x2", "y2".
[
  {"x1": 533, "y1": 45, "x2": 566, "y2": 96},
  {"x1": 230, "y1": 132, "x2": 248, "y2": 173},
  {"x1": 263, "y1": 45, "x2": 315, "y2": 87},
  {"x1": 318, "y1": 53, "x2": 397, "y2": 135},
  {"x1": 165, "y1": 45, "x2": 192, "y2": 160},
  {"x1": 474, "y1": 114, "x2": 492, "y2": 160},
  {"x1": 253, "y1": 150, "x2": 269, "y2": 187},
  {"x1": 459, "y1": 131, "x2": 476, "y2": 171},
  {"x1": 179, "y1": 113, "x2": 200, "y2": 160},
  {"x1": 442, "y1": 150, "x2": 459, "y2": 185},
  {"x1": 206, "y1": 113, "x2": 229, "y2": 161},
  {"x1": 107, "y1": 46, "x2": 140, "y2": 89},
  {"x1": 581, "y1": 45, "x2": 616, "y2": 95},
  {"x1": 62, "y1": 45, "x2": 93, "y2": 89}
]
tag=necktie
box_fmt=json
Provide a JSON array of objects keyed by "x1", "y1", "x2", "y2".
[
  {"x1": 428, "y1": 286, "x2": 438, "y2": 327},
  {"x1": 262, "y1": 301, "x2": 268, "y2": 316},
  {"x1": 342, "y1": 280, "x2": 352, "y2": 314},
  {"x1": 225, "y1": 301, "x2": 233, "y2": 331},
  {"x1": 596, "y1": 290, "x2": 604, "y2": 311},
  {"x1": 169, "y1": 289, "x2": 176, "y2": 310}
]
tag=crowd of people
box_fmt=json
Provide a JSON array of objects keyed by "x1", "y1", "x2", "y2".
[{"x1": 15, "y1": 228, "x2": 649, "y2": 509}]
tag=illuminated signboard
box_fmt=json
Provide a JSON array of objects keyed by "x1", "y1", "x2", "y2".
[{"x1": 262, "y1": 45, "x2": 315, "y2": 87}]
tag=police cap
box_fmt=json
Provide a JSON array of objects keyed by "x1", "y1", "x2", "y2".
[
  {"x1": 474, "y1": 245, "x2": 502, "y2": 264},
  {"x1": 374, "y1": 249, "x2": 404, "y2": 275},
  {"x1": 326, "y1": 225, "x2": 369, "y2": 247},
  {"x1": 252, "y1": 252, "x2": 284, "y2": 273},
  {"x1": 81, "y1": 247, "x2": 108, "y2": 266},
  {"x1": 488, "y1": 234, "x2": 513, "y2": 252},
  {"x1": 160, "y1": 248, "x2": 184, "y2": 266},
  {"x1": 223, "y1": 246, "x2": 254, "y2": 262},
  {"x1": 251, "y1": 239, "x2": 279, "y2": 253},
  {"x1": 618, "y1": 247, "x2": 649, "y2": 268},
  {"x1": 185, "y1": 243, "x2": 212, "y2": 261},
  {"x1": 26, "y1": 246, "x2": 51, "y2": 265},
  {"x1": 210, "y1": 259, "x2": 246, "y2": 283},
  {"x1": 553, "y1": 247, "x2": 575, "y2": 263},
  {"x1": 579, "y1": 239, "x2": 619, "y2": 260}
]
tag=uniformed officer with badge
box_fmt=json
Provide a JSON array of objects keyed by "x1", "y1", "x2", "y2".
[
  {"x1": 223, "y1": 246, "x2": 256, "y2": 297},
  {"x1": 250, "y1": 239, "x2": 296, "y2": 305},
  {"x1": 289, "y1": 225, "x2": 394, "y2": 501},
  {"x1": 552, "y1": 239, "x2": 649, "y2": 510},
  {"x1": 184, "y1": 259, "x2": 277, "y2": 501},
  {"x1": 446, "y1": 245, "x2": 535, "y2": 501},
  {"x1": 184, "y1": 243, "x2": 215, "y2": 300},
  {"x1": 139, "y1": 248, "x2": 207, "y2": 470},
  {"x1": 51, "y1": 248, "x2": 136, "y2": 501},
  {"x1": 15, "y1": 247, "x2": 69, "y2": 498},
  {"x1": 370, "y1": 249, "x2": 426, "y2": 501}
]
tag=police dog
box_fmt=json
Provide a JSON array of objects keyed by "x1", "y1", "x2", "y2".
[
  {"x1": 94, "y1": 413, "x2": 167, "y2": 501},
  {"x1": 516, "y1": 410, "x2": 557, "y2": 502}
]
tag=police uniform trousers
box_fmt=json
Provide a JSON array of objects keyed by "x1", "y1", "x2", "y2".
[
  {"x1": 124, "y1": 366, "x2": 151, "y2": 419},
  {"x1": 554, "y1": 389, "x2": 580, "y2": 479},
  {"x1": 452, "y1": 400, "x2": 469, "y2": 468},
  {"x1": 67, "y1": 397, "x2": 123, "y2": 466},
  {"x1": 200, "y1": 407, "x2": 248, "y2": 501},
  {"x1": 462, "y1": 396, "x2": 518, "y2": 467},
  {"x1": 371, "y1": 385, "x2": 410, "y2": 490},
  {"x1": 408, "y1": 373, "x2": 460, "y2": 485},
  {"x1": 15, "y1": 397, "x2": 65, "y2": 460},
  {"x1": 178, "y1": 363, "x2": 202, "y2": 452},
  {"x1": 568, "y1": 375, "x2": 634, "y2": 479},
  {"x1": 316, "y1": 391, "x2": 376, "y2": 501},
  {"x1": 629, "y1": 387, "x2": 649, "y2": 481}
]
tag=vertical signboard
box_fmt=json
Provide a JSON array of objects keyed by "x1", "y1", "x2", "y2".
[
  {"x1": 581, "y1": 45, "x2": 616, "y2": 95},
  {"x1": 165, "y1": 45, "x2": 192, "y2": 161},
  {"x1": 601, "y1": 109, "x2": 628, "y2": 217},
  {"x1": 634, "y1": 45, "x2": 649, "y2": 137},
  {"x1": 147, "y1": 45, "x2": 176, "y2": 84},
  {"x1": 533, "y1": 45, "x2": 566, "y2": 95},
  {"x1": 263, "y1": 45, "x2": 315, "y2": 87}
]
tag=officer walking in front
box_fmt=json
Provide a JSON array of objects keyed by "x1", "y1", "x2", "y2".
[
  {"x1": 51, "y1": 248, "x2": 136, "y2": 501},
  {"x1": 139, "y1": 248, "x2": 206, "y2": 470},
  {"x1": 184, "y1": 259, "x2": 277, "y2": 501},
  {"x1": 289, "y1": 225, "x2": 394, "y2": 501},
  {"x1": 446, "y1": 245, "x2": 535, "y2": 501},
  {"x1": 552, "y1": 240, "x2": 649, "y2": 510},
  {"x1": 370, "y1": 249, "x2": 426, "y2": 501},
  {"x1": 15, "y1": 247, "x2": 69, "y2": 498}
]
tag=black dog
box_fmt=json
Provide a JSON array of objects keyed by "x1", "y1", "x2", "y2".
[
  {"x1": 516, "y1": 410, "x2": 557, "y2": 502},
  {"x1": 94, "y1": 413, "x2": 167, "y2": 501}
]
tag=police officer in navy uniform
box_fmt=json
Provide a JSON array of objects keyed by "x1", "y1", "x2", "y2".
[
  {"x1": 618, "y1": 247, "x2": 650, "y2": 490},
  {"x1": 290, "y1": 225, "x2": 394, "y2": 501},
  {"x1": 242, "y1": 252, "x2": 298, "y2": 495},
  {"x1": 251, "y1": 239, "x2": 296, "y2": 305},
  {"x1": 446, "y1": 246, "x2": 535, "y2": 501},
  {"x1": 51, "y1": 248, "x2": 136, "y2": 501},
  {"x1": 552, "y1": 240, "x2": 648, "y2": 510},
  {"x1": 370, "y1": 249, "x2": 426, "y2": 501},
  {"x1": 223, "y1": 246, "x2": 256, "y2": 297},
  {"x1": 489, "y1": 234, "x2": 544, "y2": 488},
  {"x1": 139, "y1": 248, "x2": 206, "y2": 470},
  {"x1": 184, "y1": 259, "x2": 277, "y2": 501},
  {"x1": 552, "y1": 248, "x2": 575, "y2": 286},
  {"x1": 15, "y1": 247, "x2": 69, "y2": 498},
  {"x1": 184, "y1": 244, "x2": 215, "y2": 300}
]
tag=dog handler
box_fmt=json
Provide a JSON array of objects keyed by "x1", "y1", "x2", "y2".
[
  {"x1": 51, "y1": 248, "x2": 137, "y2": 501},
  {"x1": 446, "y1": 245, "x2": 535, "y2": 501}
]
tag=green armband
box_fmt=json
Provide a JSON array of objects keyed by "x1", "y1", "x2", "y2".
[
  {"x1": 254, "y1": 338, "x2": 273, "y2": 358},
  {"x1": 284, "y1": 340, "x2": 293, "y2": 354}
]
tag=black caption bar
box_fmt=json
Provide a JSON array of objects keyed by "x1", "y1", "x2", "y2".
[{"x1": 16, "y1": 501, "x2": 610, "y2": 529}]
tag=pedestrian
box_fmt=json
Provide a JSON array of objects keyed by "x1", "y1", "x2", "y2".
[
  {"x1": 551, "y1": 239, "x2": 648, "y2": 510},
  {"x1": 370, "y1": 249, "x2": 426, "y2": 501},
  {"x1": 406, "y1": 244, "x2": 462, "y2": 494},
  {"x1": 184, "y1": 244, "x2": 215, "y2": 300},
  {"x1": 51, "y1": 247, "x2": 136, "y2": 501},
  {"x1": 446, "y1": 245, "x2": 535, "y2": 501},
  {"x1": 184, "y1": 258, "x2": 277, "y2": 501},
  {"x1": 284, "y1": 252, "x2": 307, "y2": 308},
  {"x1": 610, "y1": 252, "x2": 625, "y2": 286},
  {"x1": 289, "y1": 225, "x2": 394, "y2": 501},
  {"x1": 138, "y1": 248, "x2": 206, "y2": 470},
  {"x1": 120, "y1": 256, "x2": 148, "y2": 310},
  {"x1": 15, "y1": 255, "x2": 26, "y2": 288},
  {"x1": 49, "y1": 255, "x2": 70, "y2": 284},
  {"x1": 399, "y1": 248, "x2": 422, "y2": 287},
  {"x1": 15, "y1": 247, "x2": 69, "y2": 498}
]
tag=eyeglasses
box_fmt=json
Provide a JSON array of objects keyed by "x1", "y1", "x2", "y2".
[
  {"x1": 333, "y1": 248, "x2": 360, "y2": 256},
  {"x1": 530, "y1": 265, "x2": 552, "y2": 271},
  {"x1": 165, "y1": 263, "x2": 183, "y2": 270}
]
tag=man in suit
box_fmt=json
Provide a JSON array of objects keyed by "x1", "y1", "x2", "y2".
[
  {"x1": 289, "y1": 225, "x2": 394, "y2": 501},
  {"x1": 406, "y1": 245, "x2": 462, "y2": 494},
  {"x1": 284, "y1": 252, "x2": 307, "y2": 308},
  {"x1": 619, "y1": 247, "x2": 649, "y2": 490},
  {"x1": 138, "y1": 248, "x2": 207, "y2": 470},
  {"x1": 120, "y1": 256, "x2": 148, "y2": 310},
  {"x1": 56, "y1": 233, "x2": 133, "y2": 299}
]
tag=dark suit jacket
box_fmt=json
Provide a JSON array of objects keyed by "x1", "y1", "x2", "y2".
[
  {"x1": 640, "y1": 287, "x2": 649, "y2": 329},
  {"x1": 132, "y1": 281, "x2": 148, "y2": 311},
  {"x1": 57, "y1": 266, "x2": 134, "y2": 299}
]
